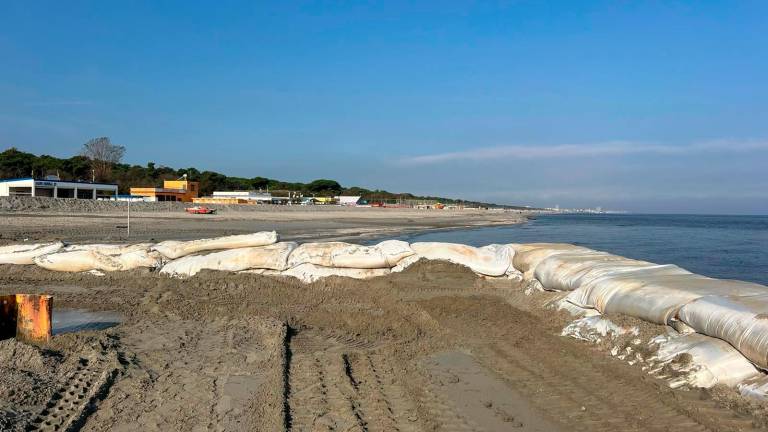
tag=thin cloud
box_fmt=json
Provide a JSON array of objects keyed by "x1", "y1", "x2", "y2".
[
  {"x1": 402, "y1": 139, "x2": 768, "y2": 165},
  {"x1": 24, "y1": 100, "x2": 94, "y2": 107}
]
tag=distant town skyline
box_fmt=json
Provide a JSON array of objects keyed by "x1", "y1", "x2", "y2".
[{"x1": 1, "y1": 2, "x2": 766, "y2": 214}]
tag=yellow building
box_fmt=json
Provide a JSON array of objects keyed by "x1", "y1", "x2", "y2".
[{"x1": 130, "y1": 179, "x2": 200, "y2": 202}]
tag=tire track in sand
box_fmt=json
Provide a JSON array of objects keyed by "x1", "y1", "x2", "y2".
[
  {"x1": 285, "y1": 329, "x2": 422, "y2": 432},
  {"x1": 27, "y1": 350, "x2": 121, "y2": 432},
  {"x1": 419, "y1": 295, "x2": 764, "y2": 432}
]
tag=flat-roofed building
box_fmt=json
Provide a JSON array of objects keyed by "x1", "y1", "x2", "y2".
[
  {"x1": 0, "y1": 177, "x2": 118, "y2": 199},
  {"x1": 337, "y1": 196, "x2": 364, "y2": 206},
  {"x1": 212, "y1": 191, "x2": 272, "y2": 202},
  {"x1": 191, "y1": 190, "x2": 272, "y2": 205},
  {"x1": 192, "y1": 197, "x2": 249, "y2": 205},
  {"x1": 130, "y1": 179, "x2": 199, "y2": 202}
]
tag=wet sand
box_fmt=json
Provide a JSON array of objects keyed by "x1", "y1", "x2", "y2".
[{"x1": 0, "y1": 205, "x2": 529, "y2": 244}]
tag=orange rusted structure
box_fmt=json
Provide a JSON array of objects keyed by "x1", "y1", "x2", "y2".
[
  {"x1": 0, "y1": 294, "x2": 52, "y2": 344},
  {"x1": 16, "y1": 294, "x2": 52, "y2": 344}
]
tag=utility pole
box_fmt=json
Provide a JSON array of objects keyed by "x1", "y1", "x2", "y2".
[{"x1": 127, "y1": 198, "x2": 131, "y2": 239}]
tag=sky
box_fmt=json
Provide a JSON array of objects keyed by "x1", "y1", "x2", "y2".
[{"x1": 1, "y1": 1, "x2": 767, "y2": 214}]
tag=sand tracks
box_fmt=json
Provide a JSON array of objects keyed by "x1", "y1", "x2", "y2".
[
  {"x1": 420, "y1": 295, "x2": 764, "y2": 432},
  {"x1": 285, "y1": 329, "x2": 419, "y2": 432},
  {"x1": 4, "y1": 262, "x2": 768, "y2": 431},
  {"x1": 28, "y1": 350, "x2": 120, "y2": 432}
]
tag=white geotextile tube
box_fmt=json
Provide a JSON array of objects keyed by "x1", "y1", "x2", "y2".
[
  {"x1": 0, "y1": 242, "x2": 65, "y2": 265},
  {"x1": 286, "y1": 240, "x2": 413, "y2": 269},
  {"x1": 391, "y1": 254, "x2": 421, "y2": 273},
  {"x1": 650, "y1": 332, "x2": 760, "y2": 388},
  {"x1": 281, "y1": 263, "x2": 390, "y2": 283},
  {"x1": 553, "y1": 298, "x2": 601, "y2": 318},
  {"x1": 566, "y1": 270, "x2": 766, "y2": 325},
  {"x1": 738, "y1": 375, "x2": 768, "y2": 400},
  {"x1": 115, "y1": 250, "x2": 164, "y2": 270},
  {"x1": 678, "y1": 294, "x2": 768, "y2": 370},
  {"x1": 34, "y1": 250, "x2": 123, "y2": 272},
  {"x1": 33, "y1": 249, "x2": 163, "y2": 272},
  {"x1": 534, "y1": 251, "x2": 658, "y2": 292},
  {"x1": 160, "y1": 242, "x2": 298, "y2": 277},
  {"x1": 510, "y1": 243, "x2": 591, "y2": 274},
  {"x1": 410, "y1": 242, "x2": 512, "y2": 276},
  {"x1": 153, "y1": 231, "x2": 279, "y2": 259},
  {"x1": 564, "y1": 264, "x2": 694, "y2": 312},
  {"x1": 239, "y1": 268, "x2": 283, "y2": 276},
  {"x1": 64, "y1": 243, "x2": 154, "y2": 255},
  {"x1": 0, "y1": 243, "x2": 49, "y2": 254}
]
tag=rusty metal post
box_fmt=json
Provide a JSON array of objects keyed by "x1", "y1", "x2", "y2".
[
  {"x1": 0, "y1": 295, "x2": 17, "y2": 341},
  {"x1": 15, "y1": 294, "x2": 52, "y2": 344}
]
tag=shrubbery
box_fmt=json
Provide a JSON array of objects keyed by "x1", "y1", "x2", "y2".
[{"x1": 0, "y1": 147, "x2": 517, "y2": 208}]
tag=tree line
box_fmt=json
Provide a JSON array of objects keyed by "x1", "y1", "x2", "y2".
[{"x1": 0, "y1": 140, "x2": 518, "y2": 208}]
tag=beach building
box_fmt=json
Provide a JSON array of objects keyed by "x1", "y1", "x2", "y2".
[
  {"x1": 192, "y1": 191, "x2": 272, "y2": 205},
  {"x1": 130, "y1": 178, "x2": 199, "y2": 202},
  {"x1": 0, "y1": 176, "x2": 118, "y2": 199},
  {"x1": 337, "y1": 196, "x2": 364, "y2": 206},
  {"x1": 112, "y1": 194, "x2": 149, "y2": 202},
  {"x1": 192, "y1": 197, "x2": 247, "y2": 205},
  {"x1": 212, "y1": 191, "x2": 272, "y2": 202}
]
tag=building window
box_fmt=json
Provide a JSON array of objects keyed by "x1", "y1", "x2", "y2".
[
  {"x1": 57, "y1": 188, "x2": 75, "y2": 198},
  {"x1": 9, "y1": 187, "x2": 33, "y2": 196}
]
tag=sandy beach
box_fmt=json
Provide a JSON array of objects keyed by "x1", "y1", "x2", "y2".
[
  {"x1": 0, "y1": 202, "x2": 766, "y2": 431},
  {"x1": 0, "y1": 198, "x2": 530, "y2": 244},
  {"x1": 2, "y1": 261, "x2": 764, "y2": 431}
]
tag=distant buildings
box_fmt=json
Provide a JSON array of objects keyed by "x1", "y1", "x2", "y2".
[
  {"x1": 193, "y1": 191, "x2": 273, "y2": 205},
  {"x1": 0, "y1": 176, "x2": 118, "y2": 199},
  {"x1": 212, "y1": 191, "x2": 272, "y2": 202},
  {"x1": 0, "y1": 176, "x2": 461, "y2": 210},
  {"x1": 542, "y1": 205, "x2": 616, "y2": 214},
  {"x1": 130, "y1": 179, "x2": 199, "y2": 202},
  {"x1": 338, "y1": 196, "x2": 364, "y2": 206}
]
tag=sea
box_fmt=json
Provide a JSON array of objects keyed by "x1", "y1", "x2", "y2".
[{"x1": 391, "y1": 214, "x2": 768, "y2": 286}]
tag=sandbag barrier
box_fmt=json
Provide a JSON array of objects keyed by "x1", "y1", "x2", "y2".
[
  {"x1": 1, "y1": 234, "x2": 518, "y2": 282},
  {"x1": 511, "y1": 242, "x2": 768, "y2": 398},
  {"x1": 4, "y1": 234, "x2": 768, "y2": 398}
]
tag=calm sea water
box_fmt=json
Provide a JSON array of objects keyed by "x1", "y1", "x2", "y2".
[{"x1": 391, "y1": 214, "x2": 768, "y2": 286}]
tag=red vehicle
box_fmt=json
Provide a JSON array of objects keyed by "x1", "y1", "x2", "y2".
[{"x1": 185, "y1": 206, "x2": 217, "y2": 215}]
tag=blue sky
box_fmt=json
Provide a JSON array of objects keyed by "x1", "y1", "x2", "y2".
[{"x1": 1, "y1": 1, "x2": 766, "y2": 213}]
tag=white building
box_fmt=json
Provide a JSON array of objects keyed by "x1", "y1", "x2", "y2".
[
  {"x1": 212, "y1": 191, "x2": 273, "y2": 202},
  {"x1": 112, "y1": 194, "x2": 150, "y2": 202},
  {"x1": 337, "y1": 196, "x2": 363, "y2": 206},
  {"x1": 0, "y1": 177, "x2": 118, "y2": 199}
]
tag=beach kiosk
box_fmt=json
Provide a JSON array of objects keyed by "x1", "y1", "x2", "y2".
[{"x1": 0, "y1": 176, "x2": 118, "y2": 199}]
